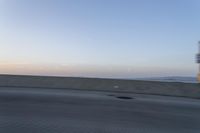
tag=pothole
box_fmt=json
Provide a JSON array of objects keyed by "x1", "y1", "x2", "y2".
[
  {"x1": 107, "y1": 94, "x2": 134, "y2": 100},
  {"x1": 116, "y1": 96, "x2": 134, "y2": 100}
]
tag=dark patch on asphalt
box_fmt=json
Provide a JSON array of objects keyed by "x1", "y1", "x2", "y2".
[
  {"x1": 107, "y1": 94, "x2": 134, "y2": 100},
  {"x1": 116, "y1": 96, "x2": 134, "y2": 100}
]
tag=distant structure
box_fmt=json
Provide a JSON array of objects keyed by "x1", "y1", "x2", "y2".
[{"x1": 196, "y1": 41, "x2": 200, "y2": 83}]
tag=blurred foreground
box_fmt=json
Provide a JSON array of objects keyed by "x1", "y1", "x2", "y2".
[{"x1": 0, "y1": 87, "x2": 200, "y2": 133}]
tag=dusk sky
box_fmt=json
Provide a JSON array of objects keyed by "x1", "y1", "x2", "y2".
[{"x1": 0, "y1": 0, "x2": 200, "y2": 78}]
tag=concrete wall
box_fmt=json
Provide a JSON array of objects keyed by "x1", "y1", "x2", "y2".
[{"x1": 0, "y1": 74, "x2": 200, "y2": 98}]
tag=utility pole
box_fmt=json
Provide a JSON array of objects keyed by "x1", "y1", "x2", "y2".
[{"x1": 197, "y1": 41, "x2": 200, "y2": 83}]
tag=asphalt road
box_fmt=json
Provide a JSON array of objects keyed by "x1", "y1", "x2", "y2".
[{"x1": 0, "y1": 87, "x2": 200, "y2": 133}]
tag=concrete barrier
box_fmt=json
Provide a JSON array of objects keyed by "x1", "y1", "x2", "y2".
[{"x1": 0, "y1": 74, "x2": 199, "y2": 98}]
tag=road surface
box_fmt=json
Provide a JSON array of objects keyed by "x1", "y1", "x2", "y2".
[{"x1": 0, "y1": 87, "x2": 200, "y2": 133}]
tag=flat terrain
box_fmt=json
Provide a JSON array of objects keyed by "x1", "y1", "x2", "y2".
[
  {"x1": 0, "y1": 74, "x2": 200, "y2": 98},
  {"x1": 0, "y1": 87, "x2": 200, "y2": 133}
]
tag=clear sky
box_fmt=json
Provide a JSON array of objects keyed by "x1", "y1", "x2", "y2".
[{"x1": 0, "y1": 0, "x2": 200, "y2": 78}]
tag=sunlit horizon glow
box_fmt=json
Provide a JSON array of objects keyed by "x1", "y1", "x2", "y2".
[{"x1": 1, "y1": 0, "x2": 200, "y2": 78}]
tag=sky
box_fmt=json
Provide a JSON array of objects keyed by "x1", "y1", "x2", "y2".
[{"x1": 0, "y1": 0, "x2": 200, "y2": 78}]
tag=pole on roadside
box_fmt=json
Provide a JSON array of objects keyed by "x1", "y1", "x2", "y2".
[{"x1": 197, "y1": 41, "x2": 200, "y2": 83}]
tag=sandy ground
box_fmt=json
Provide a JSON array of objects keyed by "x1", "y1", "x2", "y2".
[{"x1": 0, "y1": 74, "x2": 199, "y2": 98}]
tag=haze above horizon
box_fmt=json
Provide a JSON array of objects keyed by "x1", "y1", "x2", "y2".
[{"x1": 0, "y1": 0, "x2": 200, "y2": 78}]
